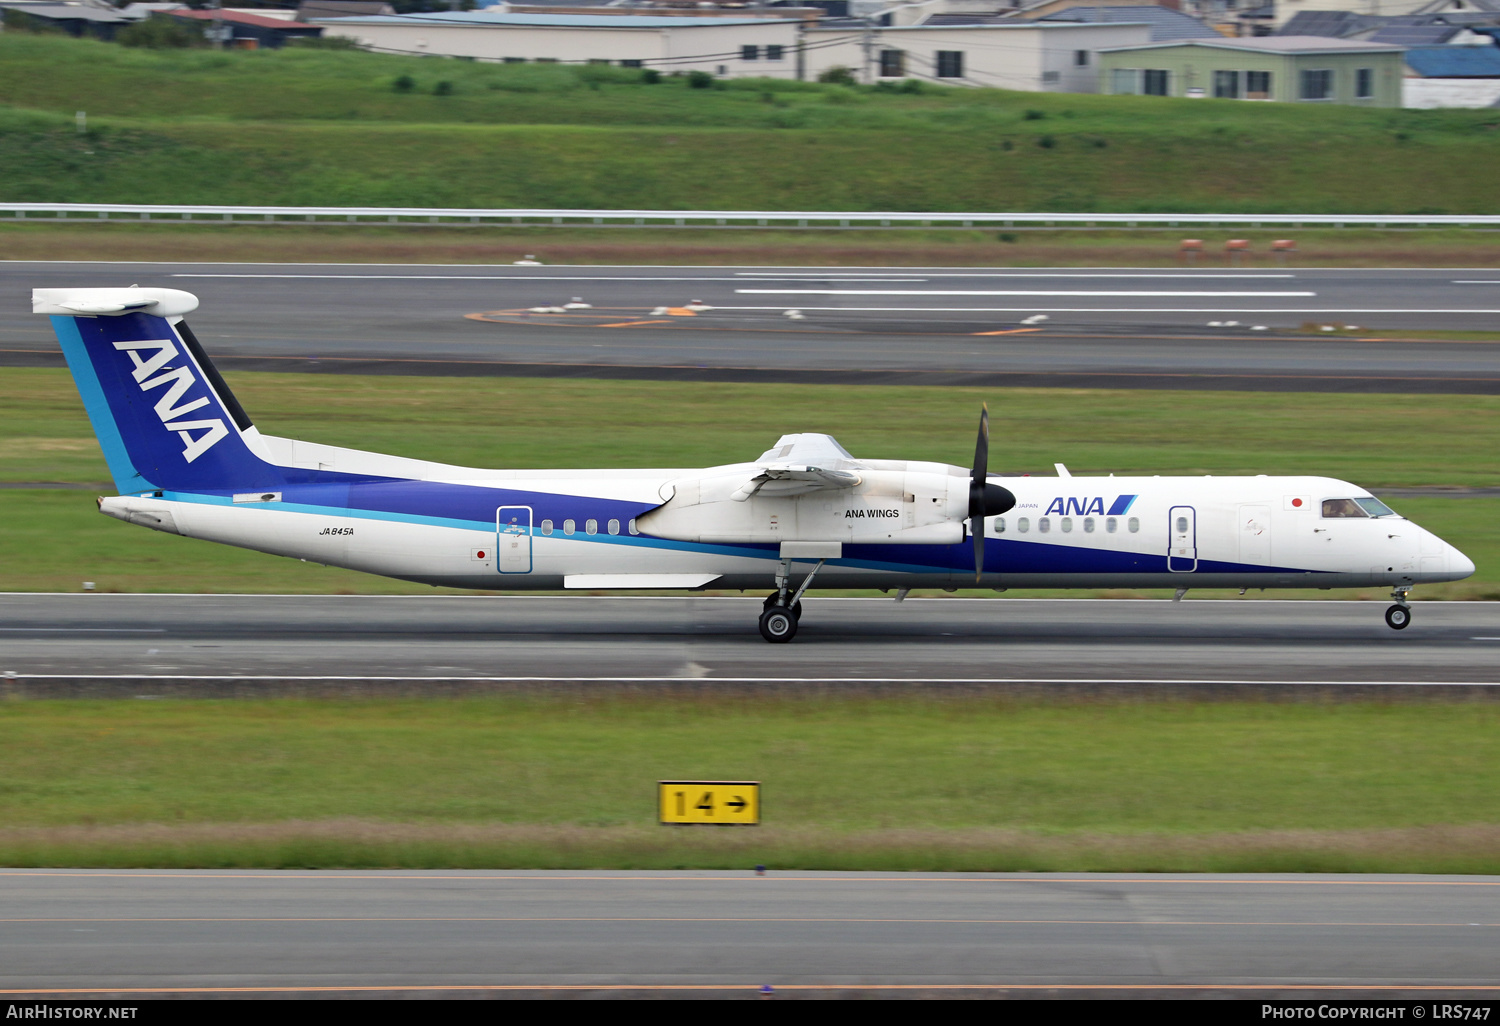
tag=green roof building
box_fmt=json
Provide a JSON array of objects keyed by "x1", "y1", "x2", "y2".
[{"x1": 1096, "y1": 35, "x2": 1406, "y2": 106}]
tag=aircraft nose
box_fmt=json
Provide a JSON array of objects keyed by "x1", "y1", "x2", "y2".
[{"x1": 1449, "y1": 543, "x2": 1476, "y2": 580}]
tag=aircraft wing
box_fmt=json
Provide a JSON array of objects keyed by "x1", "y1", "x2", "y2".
[
  {"x1": 756, "y1": 433, "x2": 857, "y2": 466},
  {"x1": 732, "y1": 433, "x2": 863, "y2": 501}
]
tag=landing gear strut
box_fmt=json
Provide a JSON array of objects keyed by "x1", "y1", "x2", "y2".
[
  {"x1": 759, "y1": 557, "x2": 824, "y2": 643},
  {"x1": 1385, "y1": 586, "x2": 1412, "y2": 631}
]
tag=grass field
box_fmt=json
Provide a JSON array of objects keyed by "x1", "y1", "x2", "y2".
[
  {"x1": 4, "y1": 34, "x2": 1500, "y2": 213},
  {"x1": 1, "y1": 697, "x2": 1498, "y2": 872},
  {"x1": 1, "y1": 368, "x2": 1494, "y2": 596}
]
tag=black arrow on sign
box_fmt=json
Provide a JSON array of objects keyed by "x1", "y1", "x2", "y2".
[{"x1": 726, "y1": 797, "x2": 748, "y2": 811}]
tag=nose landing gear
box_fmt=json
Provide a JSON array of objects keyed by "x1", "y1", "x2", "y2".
[{"x1": 1385, "y1": 585, "x2": 1412, "y2": 630}]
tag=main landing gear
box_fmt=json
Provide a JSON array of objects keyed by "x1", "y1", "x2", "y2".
[
  {"x1": 1385, "y1": 585, "x2": 1412, "y2": 631},
  {"x1": 758, "y1": 556, "x2": 823, "y2": 643}
]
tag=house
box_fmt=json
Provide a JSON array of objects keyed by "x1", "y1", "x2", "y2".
[
  {"x1": 1096, "y1": 34, "x2": 1405, "y2": 103},
  {"x1": 312, "y1": 9, "x2": 805, "y2": 75},
  {"x1": 1279, "y1": 9, "x2": 1499, "y2": 45},
  {"x1": 1271, "y1": 0, "x2": 1500, "y2": 31},
  {"x1": 0, "y1": 1, "x2": 130, "y2": 40},
  {"x1": 296, "y1": 1, "x2": 396, "y2": 20},
  {"x1": 1034, "y1": 4, "x2": 1223, "y2": 40},
  {"x1": 169, "y1": 8, "x2": 325, "y2": 48},
  {"x1": 803, "y1": 20, "x2": 1152, "y2": 87},
  {"x1": 1403, "y1": 43, "x2": 1500, "y2": 105}
]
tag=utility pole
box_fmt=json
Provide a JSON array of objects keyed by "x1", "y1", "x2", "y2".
[{"x1": 860, "y1": 15, "x2": 875, "y2": 85}]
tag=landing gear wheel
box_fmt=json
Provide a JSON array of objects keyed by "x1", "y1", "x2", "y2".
[
  {"x1": 1385, "y1": 604, "x2": 1411, "y2": 630},
  {"x1": 758, "y1": 606, "x2": 798, "y2": 643},
  {"x1": 763, "y1": 593, "x2": 802, "y2": 620}
]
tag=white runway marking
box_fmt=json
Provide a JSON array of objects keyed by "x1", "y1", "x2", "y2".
[
  {"x1": 1451, "y1": 281, "x2": 1500, "y2": 284},
  {"x1": 171, "y1": 274, "x2": 933, "y2": 282},
  {"x1": 735, "y1": 272, "x2": 1299, "y2": 279},
  {"x1": 0, "y1": 628, "x2": 165, "y2": 633},
  {"x1": 736, "y1": 289, "x2": 1318, "y2": 298},
  {"x1": 715, "y1": 306, "x2": 1500, "y2": 314}
]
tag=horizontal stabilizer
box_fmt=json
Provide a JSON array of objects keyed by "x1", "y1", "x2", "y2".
[{"x1": 33, "y1": 287, "x2": 199, "y2": 318}]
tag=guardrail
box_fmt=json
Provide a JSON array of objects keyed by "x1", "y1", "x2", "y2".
[{"x1": 2, "y1": 203, "x2": 1496, "y2": 229}]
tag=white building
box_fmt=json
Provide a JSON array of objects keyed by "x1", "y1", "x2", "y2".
[
  {"x1": 803, "y1": 21, "x2": 1153, "y2": 88},
  {"x1": 312, "y1": 10, "x2": 806, "y2": 78}
]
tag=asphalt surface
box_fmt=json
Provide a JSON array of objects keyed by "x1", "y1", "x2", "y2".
[
  {"x1": 3, "y1": 869, "x2": 1499, "y2": 996},
  {"x1": 3, "y1": 595, "x2": 1499, "y2": 692},
  {"x1": 7, "y1": 262, "x2": 1500, "y2": 391}
]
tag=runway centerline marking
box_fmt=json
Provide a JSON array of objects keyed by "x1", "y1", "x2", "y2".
[{"x1": 734, "y1": 289, "x2": 1319, "y2": 298}]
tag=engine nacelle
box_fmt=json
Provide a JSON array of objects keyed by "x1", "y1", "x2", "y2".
[{"x1": 637, "y1": 464, "x2": 969, "y2": 545}]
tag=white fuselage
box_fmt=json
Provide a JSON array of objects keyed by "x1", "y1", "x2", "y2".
[{"x1": 100, "y1": 465, "x2": 1474, "y2": 594}]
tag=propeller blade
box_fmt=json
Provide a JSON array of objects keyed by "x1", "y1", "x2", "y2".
[
  {"x1": 973, "y1": 507, "x2": 986, "y2": 581},
  {"x1": 968, "y1": 404, "x2": 1016, "y2": 582},
  {"x1": 971, "y1": 405, "x2": 990, "y2": 580},
  {"x1": 970, "y1": 405, "x2": 989, "y2": 519}
]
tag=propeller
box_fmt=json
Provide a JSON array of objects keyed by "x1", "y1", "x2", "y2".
[{"x1": 969, "y1": 404, "x2": 1016, "y2": 581}]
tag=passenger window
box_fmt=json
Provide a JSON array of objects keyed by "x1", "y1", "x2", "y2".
[
  {"x1": 628, "y1": 518, "x2": 639, "y2": 535},
  {"x1": 586, "y1": 518, "x2": 598, "y2": 535},
  {"x1": 608, "y1": 518, "x2": 620, "y2": 535},
  {"x1": 1322, "y1": 498, "x2": 1367, "y2": 518},
  {"x1": 1128, "y1": 517, "x2": 1140, "y2": 533},
  {"x1": 1106, "y1": 517, "x2": 1117, "y2": 534},
  {"x1": 1018, "y1": 517, "x2": 1029, "y2": 533},
  {"x1": 1176, "y1": 516, "x2": 1189, "y2": 534},
  {"x1": 994, "y1": 516, "x2": 1005, "y2": 534},
  {"x1": 1039, "y1": 517, "x2": 1051, "y2": 533},
  {"x1": 1060, "y1": 517, "x2": 1072, "y2": 533},
  {"x1": 1083, "y1": 517, "x2": 1095, "y2": 533},
  {"x1": 540, "y1": 520, "x2": 553, "y2": 536},
  {"x1": 563, "y1": 519, "x2": 575, "y2": 536}
]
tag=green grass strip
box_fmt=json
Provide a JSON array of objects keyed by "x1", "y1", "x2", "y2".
[
  {"x1": 3, "y1": 33, "x2": 1500, "y2": 212},
  {"x1": 1, "y1": 697, "x2": 1498, "y2": 872}
]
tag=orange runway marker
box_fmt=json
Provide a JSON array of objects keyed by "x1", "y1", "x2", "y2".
[{"x1": 972, "y1": 328, "x2": 1045, "y2": 336}]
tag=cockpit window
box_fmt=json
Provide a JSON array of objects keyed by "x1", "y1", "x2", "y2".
[
  {"x1": 1321, "y1": 498, "x2": 1367, "y2": 519},
  {"x1": 1354, "y1": 497, "x2": 1397, "y2": 518}
]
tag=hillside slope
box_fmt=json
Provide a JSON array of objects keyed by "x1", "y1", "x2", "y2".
[{"x1": 2, "y1": 34, "x2": 1498, "y2": 212}]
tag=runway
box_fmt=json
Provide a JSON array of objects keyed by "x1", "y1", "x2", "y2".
[
  {"x1": 7, "y1": 262, "x2": 1500, "y2": 391},
  {"x1": 3, "y1": 595, "x2": 1499, "y2": 692},
  {"x1": 4, "y1": 869, "x2": 1499, "y2": 996}
]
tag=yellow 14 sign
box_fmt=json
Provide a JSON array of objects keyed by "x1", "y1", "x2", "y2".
[{"x1": 658, "y1": 780, "x2": 761, "y2": 825}]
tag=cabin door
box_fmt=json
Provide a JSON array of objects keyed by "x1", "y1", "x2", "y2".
[
  {"x1": 1168, "y1": 505, "x2": 1197, "y2": 572},
  {"x1": 496, "y1": 505, "x2": 533, "y2": 574}
]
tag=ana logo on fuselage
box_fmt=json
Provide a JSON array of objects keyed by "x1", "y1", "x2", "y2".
[
  {"x1": 1044, "y1": 495, "x2": 1139, "y2": 517},
  {"x1": 113, "y1": 338, "x2": 229, "y2": 464}
]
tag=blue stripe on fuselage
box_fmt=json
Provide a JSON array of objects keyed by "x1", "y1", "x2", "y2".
[{"x1": 160, "y1": 481, "x2": 1321, "y2": 579}]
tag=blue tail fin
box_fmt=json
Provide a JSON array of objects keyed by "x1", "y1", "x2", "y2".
[{"x1": 37, "y1": 288, "x2": 282, "y2": 495}]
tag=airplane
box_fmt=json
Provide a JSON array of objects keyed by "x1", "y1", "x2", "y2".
[{"x1": 34, "y1": 285, "x2": 1475, "y2": 643}]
